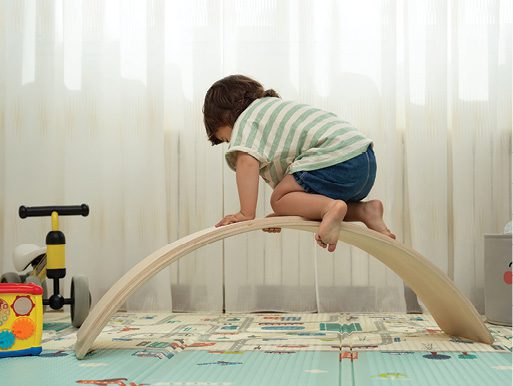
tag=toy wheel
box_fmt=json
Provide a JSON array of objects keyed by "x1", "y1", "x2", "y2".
[
  {"x1": 1, "y1": 272, "x2": 22, "y2": 283},
  {"x1": 24, "y1": 276, "x2": 48, "y2": 311},
  {"x1": 70, "y1": 275, "x2": 91, "y2": 328}
]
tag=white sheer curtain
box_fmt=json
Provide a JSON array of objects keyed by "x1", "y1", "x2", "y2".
[{"x1": 0, "y1": 0, "x2": 511, "y2": 314}]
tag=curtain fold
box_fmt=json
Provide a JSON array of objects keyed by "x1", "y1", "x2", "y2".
[{"x1": 0, "y1": 0, "x2": 511, "y2": 313}]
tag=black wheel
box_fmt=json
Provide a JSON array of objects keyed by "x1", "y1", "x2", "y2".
[
  {"x1": 70, "y1": 275, "x2": 91, "y2": 328},
  {"x1": 1, "y1": 272, "x2": 22, "y2": 283}
]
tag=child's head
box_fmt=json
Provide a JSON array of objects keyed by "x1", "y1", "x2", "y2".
[{"x1": 203, "y1": 75, "x2": 280, "y2": 145}]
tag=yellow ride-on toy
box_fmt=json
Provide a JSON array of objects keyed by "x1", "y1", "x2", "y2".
[{"x1": 1, "y1": 205, "x2": 91, "y2": 328}]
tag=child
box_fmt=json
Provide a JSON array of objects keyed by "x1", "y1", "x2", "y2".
[{"x1": 203, "y1": 75, "x2": 395, "y2": 252}]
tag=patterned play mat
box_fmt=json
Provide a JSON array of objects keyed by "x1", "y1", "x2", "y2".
[{"x1": 0, "y1": 311, "x2": 511, "y2": 385}]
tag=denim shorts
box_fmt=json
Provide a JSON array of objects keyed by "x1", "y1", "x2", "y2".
[{"x1": 292, "y1": 145, "x2": 376, "y2": 202}]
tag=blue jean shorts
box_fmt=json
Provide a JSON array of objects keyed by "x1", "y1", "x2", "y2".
[{"x1": 292, "y1": 145, "x2": 376, "y2": 202}]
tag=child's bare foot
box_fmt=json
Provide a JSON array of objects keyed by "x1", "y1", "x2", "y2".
[
  {"x1": 316, "y1": 201, "x2": 347, "y2": 252},
  {"x1": 360, "y1": 200, "x2": 396, "y2": 239}
]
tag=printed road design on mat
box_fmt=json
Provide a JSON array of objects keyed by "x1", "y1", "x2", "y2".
[{"x1": 0, "y1": 311, "x2": 510, "y2": 385}]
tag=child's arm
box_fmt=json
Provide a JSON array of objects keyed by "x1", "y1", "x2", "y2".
[
  {"x1": 236, "y1": 152, "x2": 259, "y2": 217},
  {"x1": 216, "y1": 152, "x2": 260, "y2": 227}
]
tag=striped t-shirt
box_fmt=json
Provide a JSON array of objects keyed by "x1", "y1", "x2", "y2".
[{"x1": 225, "y1": 97, "x2": 373, "y2": 188}]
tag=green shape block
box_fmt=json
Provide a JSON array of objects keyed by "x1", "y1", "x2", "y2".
[
  {"x1": 341, "y1": 323, "x2": 362, "y2": 333},
  {"x1": 321, "y1": 323, "x2": 341, "y2": 332}
]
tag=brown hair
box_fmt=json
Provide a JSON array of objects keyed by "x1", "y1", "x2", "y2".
[{"x1": 203, "y1": 74, "x2": 280, "y2": 145}]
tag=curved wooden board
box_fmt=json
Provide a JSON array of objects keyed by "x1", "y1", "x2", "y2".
[{"x1": 75, "y1": 217, "x2": 493, "y2": 359}]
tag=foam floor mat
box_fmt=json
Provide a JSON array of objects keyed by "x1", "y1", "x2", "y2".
[{"x1": 0, "y1": 311, "x2": 511, "y2": 385}]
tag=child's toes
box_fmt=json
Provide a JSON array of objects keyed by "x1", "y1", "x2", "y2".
[{"x1": 315, "y1": 234, "x2": 327, "y2": 248}]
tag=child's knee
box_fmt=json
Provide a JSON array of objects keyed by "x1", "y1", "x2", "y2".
[{"x1": 270, "y1": 191, "x2": 284, "y2": 213}]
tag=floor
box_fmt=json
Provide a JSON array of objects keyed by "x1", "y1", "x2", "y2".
[{"x1": 0, "y1": 311, "x2": 511, "y2": 385}]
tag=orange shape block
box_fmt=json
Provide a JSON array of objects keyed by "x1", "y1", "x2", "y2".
[{"x1": 12, "y1": 317, "x2": 35, "y2": 340}]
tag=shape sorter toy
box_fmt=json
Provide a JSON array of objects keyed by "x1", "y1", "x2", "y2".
[{"x1": 0, "y1": 282, "x2": 43, "y2": 358}]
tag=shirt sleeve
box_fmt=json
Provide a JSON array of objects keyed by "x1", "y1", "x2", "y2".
[{"x1": 224, "y1": 120, "x2": 268, "y2": 171}]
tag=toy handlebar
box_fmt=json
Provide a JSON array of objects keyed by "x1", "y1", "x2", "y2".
[{"x1": 19, "y1": 204, "x2": 89, "y2": 219}]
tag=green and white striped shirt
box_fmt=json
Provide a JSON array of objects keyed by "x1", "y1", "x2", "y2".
[{"x1": 225, "y1": 97, "x2": 373, "y2": 188}]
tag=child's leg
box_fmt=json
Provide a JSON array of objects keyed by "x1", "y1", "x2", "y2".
[
  {"x1": 270, "y1": 175, "x2": 347, "y2": 252},
  {"x1": 345, "y1": 200, "x2": 396, "y2": 239},
  {"x1": 264, "y1": 200, "x2": 396, "y2": 239}
]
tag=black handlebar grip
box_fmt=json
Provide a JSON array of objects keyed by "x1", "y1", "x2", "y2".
[{"x1": 19, "y1": 204, "x2": 89, "y2": 218}]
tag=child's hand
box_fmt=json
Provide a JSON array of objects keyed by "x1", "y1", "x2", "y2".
[{"x1": 215, "y1": 211, "x2": 255, "y2": 227}]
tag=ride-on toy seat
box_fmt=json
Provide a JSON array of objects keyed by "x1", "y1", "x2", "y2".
[
  {"x1": 13, "y1": 244, "x2": 47, "y2": 273},
  {"x1": 1, "y1": 205, "x2": 91, "y2": 328}
]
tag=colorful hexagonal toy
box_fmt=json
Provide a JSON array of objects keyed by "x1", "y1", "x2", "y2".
[{"x1": 0, "y1": 283, "x2": 43, "y2": 358}]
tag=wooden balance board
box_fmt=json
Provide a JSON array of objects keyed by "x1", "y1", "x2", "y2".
[{"x1": 75, "y1": 217, "x2": 493, "y2": 359}]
